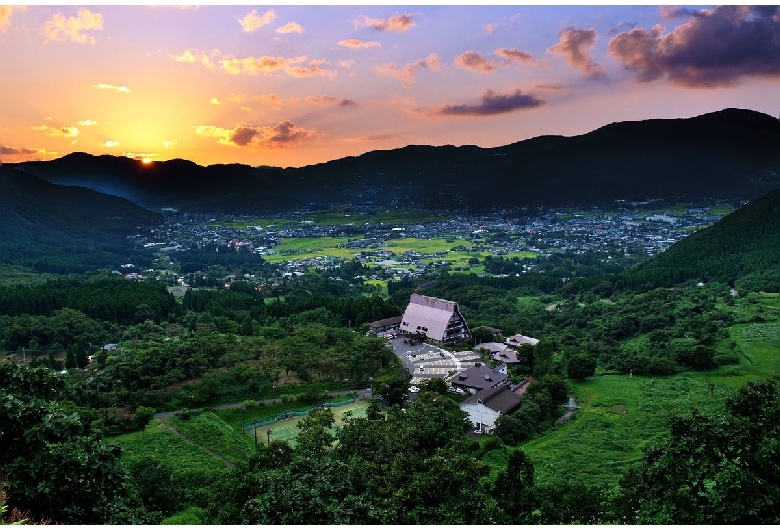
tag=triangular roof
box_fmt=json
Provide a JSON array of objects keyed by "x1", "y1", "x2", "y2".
[{"x1": 400, "y1": 294, "x2": 461, "y2": 342}]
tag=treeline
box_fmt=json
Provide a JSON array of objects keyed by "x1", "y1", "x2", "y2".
[
  {"x1": 184, "y1": 287, "x2": 400, "y2": 328},
  {"x1": 72, "y1": 314, "x2": 398, "y2": 411},
  {"x1": 0, "y1": 275, "x2": 179, "y2": 324}
]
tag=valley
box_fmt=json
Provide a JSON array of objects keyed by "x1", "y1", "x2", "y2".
[{"x1": 2, "y1": 108, "x2": 779, "y2": 525}]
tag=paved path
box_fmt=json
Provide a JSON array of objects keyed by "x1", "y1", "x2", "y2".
[{"x1": 153, "y1": 389, "x2": 372, "y2": 419}]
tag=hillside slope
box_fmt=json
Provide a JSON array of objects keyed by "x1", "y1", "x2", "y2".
[
  {"x1": 619, "y1": 186, "x2": 780, "y2": 290},
  {"x1": 0, "y1": 166, "x2": 161, "y2": 273}
]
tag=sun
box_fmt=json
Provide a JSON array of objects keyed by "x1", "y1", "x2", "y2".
[{"x1": 141, "y1": 157, "x2": 153, "y2": 164}]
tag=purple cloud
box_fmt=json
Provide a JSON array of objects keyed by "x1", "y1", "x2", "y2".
[
  {"x1": 608, "y1": 5, "x2": 780, "y2": 87},
  {"x1": 548, "y1": 27, "x2": 606, "y2": 79},
  {"x1": 430, "y1": 88, "x2": 545, "y2": 116}
]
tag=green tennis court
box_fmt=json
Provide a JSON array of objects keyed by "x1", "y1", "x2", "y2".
[{"x1": 253, "y1": 400, "x2": 368, "y2": 446}]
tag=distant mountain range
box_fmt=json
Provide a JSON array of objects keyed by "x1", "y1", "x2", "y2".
[{"x1": 11, "y1": 107, "x2": 780, "y2": 214}]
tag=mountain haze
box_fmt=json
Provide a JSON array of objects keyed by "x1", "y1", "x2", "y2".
[
  {"x1": 14, "y1": 108, "x2": 780, "y2": 213},
  {"x1": 0, "y1": 166, "x2": 161, "y2": 272}
]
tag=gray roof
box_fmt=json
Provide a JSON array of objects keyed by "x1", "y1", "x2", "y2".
[
  {"x1": 368, "y1": 315, "x2": 403, "y2": 329},
  {"x1": 447, "y1": 364, "x2": 507, "y2": 390},
  {"x1": 493, "y1": 349, "x2": 521, "y2": 364},
  {"x1": 475, "y1": 342, "x2": 509, "y2": 354},
  {"x1": 505, "y1": 334, "x2": 539, "y2": 348},
  {"x1": 461, "y1": 384, "x2": 523, "y2": 414}
]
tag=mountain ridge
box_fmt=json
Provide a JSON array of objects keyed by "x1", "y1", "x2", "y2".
[{"x1": 13, "y1": 107, "x2": 780, "y2": 213}]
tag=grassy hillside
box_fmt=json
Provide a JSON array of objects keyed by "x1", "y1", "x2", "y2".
[{"x1": 488, "y1": 291, "x2": 780, "y2": 489}]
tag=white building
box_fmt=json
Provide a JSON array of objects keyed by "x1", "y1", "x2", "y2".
[{"x1": 460, "y1": 384, "x2": 523, "y2": 434}]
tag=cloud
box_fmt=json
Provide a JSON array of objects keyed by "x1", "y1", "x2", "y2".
[
  {"x1": 548, "y1": 27, "x2": 606, "y2": 79},
  {"x1": 376, "y1": 52, "x2": 441, "y2": 85},
  {"x1": 608, "y1": 6, "x2": 780, "y2": 87},
  {"x1": 306, "y1": 95, "x2": 356, "y2": 106},
  {"x1": 659, "y1": 6, "x2": 702, "y2": 21},
  {"x1": 43, "y1": 8, "x2": 103, "y2": 44},
  {"x1": 340, "y1": 59, "x2": 355, "y2": 69},
  {"x1": 485, "y1": 22, "x2": 499, "y2": 35},
  {"x1": 77, "y1": 119, "x2": 97, "y2": 126},
  {"x1": 0, "y1": 145, "x2": 56, "y2": 162},
  {"x1": 355, "y1": 13, "x2": 416, "y2": 32},
  {"x1": 176, "y1": 50, "x2": 335, "y2": 77},
  {"x1": 286, "y1": 59, "x2": 337, "y2": 78},
  {"x1": 533, "y1": 82, "x2": 565, "y2": 91},
  {"x1": 495, "y1": 48, "x2": 539, "y2": 65},
  {"x1": 237, "y1": 9, "x2": 276, "y2": 33},
  {"x1": 104, "y1": 140, "x2": 119, "y2": 147},
  {"x1": 123, "y1": 151, "x2": 158, "y2": 160},
  {"x1": 277, "y1": 22, "x2": 302, "y2": 34},
  {"x1": 194, "y1": 120, "x2": 316, "y2": 150},
  {"x1": 163, "y1": 140, "x2": 177, "y2": 149},
  {"x1": 1, "y1": 145, "x2": 45, "y2": 156},
  {"x1": 93, "y1": 83, "x2": 131, "y2": 92},
  {"x1": 455, "y1": 51, "x2": 501, "y2": 73},
  {"x1": 455, "y1": 48, "x2": 539, "y2": 73},
  {"x1": 32, "y1": 125, "x2": 80, "y2": 137},
  {"x1": 1, "y1": 5, "x2": 25, "y2": 32},
  {"x1": 422, "y1": 88, "x2": 545, "y2": 117},
  {"x1": 173, "y1": 48, "x2": 221, "y2": 68},
  {"x1": 606, "y1": 20, "x2": 638, "y2": 37},
  {"x1": 210, "y1": 97, "x2": 221, "y2": 105},
  {"x1": 338, "y1": 38, "x2": 381, "y2": 49}
]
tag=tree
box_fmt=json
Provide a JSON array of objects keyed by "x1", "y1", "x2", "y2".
[
  {"x1": 491, "y1": 450, "x2": 535, "y2": 522},
  {"x1": 621, "y1": 377, "x2": 780, "y2": 524},
  {"x1": 295, "y1": 407, "x2": 336, "y2": 456},
  {"x1": 0, "y1": 364, "x2": 145, "y2": 524},
  {"x1": 567, "y1": 352, "x2": 596, "y2": 381}
]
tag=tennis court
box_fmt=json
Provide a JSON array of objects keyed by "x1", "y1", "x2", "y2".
[{"x1": 252, "y1": 400, "x2": 368, "y2": 446}]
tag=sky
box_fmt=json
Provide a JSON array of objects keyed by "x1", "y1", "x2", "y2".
[{"x1": 1, "y1": 4, "x2": 779, "y2": 168}]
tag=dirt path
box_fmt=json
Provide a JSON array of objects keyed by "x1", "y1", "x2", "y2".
[{"x1": 157, "y1": 422, "x2": 234, "y2": 468}]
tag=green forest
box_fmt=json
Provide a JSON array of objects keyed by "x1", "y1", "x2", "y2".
[{"x1": 2, "y1": 188, "x2": 780, "y2": 525}]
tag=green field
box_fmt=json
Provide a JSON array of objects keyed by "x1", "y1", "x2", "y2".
[{"x1": 498, "y1": 292, "x2": 780, "y2": 489}]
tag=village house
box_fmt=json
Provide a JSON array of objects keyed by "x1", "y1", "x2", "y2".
[
  {"x1": 399, "y1": 294, "x2": 470, "y2": 345},
  {"x1": 447, "y1": 362, "x2": 507, "y2": 394},
  {"x1": 366, "y1": 315, "x2": 402, "y2": 336},
  {"x1": 459, "y1": 383, "x2": 523, "y2": 434},
  {"x1": 504, "y1": 333, "x2": 539, "y2": 349}
]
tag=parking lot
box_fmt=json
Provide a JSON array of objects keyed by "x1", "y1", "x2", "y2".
[{"x1": 387, "y1": 335, "x2": 481, "y2": 383}]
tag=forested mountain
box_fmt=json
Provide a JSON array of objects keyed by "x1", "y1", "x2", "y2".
[
  {"x1": 14, "y1": 108, "x2": 780, "y2": 213},
  {"x1": 617, "y1": 186, "x2": 780, "y2": 291},
  {"x1": 0, "y1": 166, "x2": 160, "y2": 273}
]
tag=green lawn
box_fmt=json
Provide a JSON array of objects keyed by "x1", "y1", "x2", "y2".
[{"x1": 490, "y1": 293, "x2": 780, "y2": 489}]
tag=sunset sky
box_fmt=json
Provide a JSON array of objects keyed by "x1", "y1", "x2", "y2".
[{"x1": 1, "y1": 4, "x2": 779, "y2": 168}]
